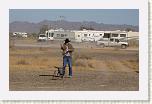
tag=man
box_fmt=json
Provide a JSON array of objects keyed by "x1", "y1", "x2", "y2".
[{"x1": 61, "y1": 38, "x2": 74, "y2": 78}]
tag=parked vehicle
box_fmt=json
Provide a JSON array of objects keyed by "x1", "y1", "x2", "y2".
[
  {"x1": 38, "y1": 34, "x2": 47, "y2": 41},
  {"x1": 13, "y1": 32, "x2": 28, "y2": 38},
  {"x1": 96, "y1": 38, "x2": 129, "y2": 49}
]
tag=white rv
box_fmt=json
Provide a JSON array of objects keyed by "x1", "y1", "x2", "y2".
[
  {"x1": 46, "y1": 29, "x2": 75, "y2": 41},
  {"x1": 43, "y1": 29, "x2": 138, "y2": 43},
  {"x1": 13, "y1": 32, "x2": 28, "y2": 37},
  {"x1": 73, "y1": 30, "x2": 104, "y2": 42}
]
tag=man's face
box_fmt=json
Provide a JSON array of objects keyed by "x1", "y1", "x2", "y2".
[{"x1": 65, "y1": 42, "x2": 69, "y2": 44}]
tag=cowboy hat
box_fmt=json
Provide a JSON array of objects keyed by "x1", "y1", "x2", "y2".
[{"x1": 64, "y1": 38, "x2": 70, "y2": 43}]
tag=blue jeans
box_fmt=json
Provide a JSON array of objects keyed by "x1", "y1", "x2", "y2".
[{"x1": 63, "y1": 56, "x2": 72, "y2": 76}]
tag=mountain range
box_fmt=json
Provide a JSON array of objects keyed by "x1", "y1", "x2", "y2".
[{"x1": 9, "y1": 20, "x2": 139, "y2": 33}]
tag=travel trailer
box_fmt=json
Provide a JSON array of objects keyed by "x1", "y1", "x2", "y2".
[
  {"x1": 41, "y1": 29, "x2": 138, "y2": 43},
  {"x1": 44, "y1": 29, "x2": 104, "y2": 42},
  {"x1": 73, "y1": 30, "x2": 104, "y2": 42},
  {"x1": 45, "y1": 29, "x2": 75, "y2": 41}
]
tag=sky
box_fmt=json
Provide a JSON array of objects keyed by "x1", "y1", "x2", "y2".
[{"x1": 9, "y1": 9, "x2": 139, "y2": 26}]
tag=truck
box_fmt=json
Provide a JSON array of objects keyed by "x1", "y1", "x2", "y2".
[
  {"x1": 96, "y1": 38, "x2": 129, "y2": 49},
  {"x1": 38, "y1": 34, "x2": 47, "y2": 41}
]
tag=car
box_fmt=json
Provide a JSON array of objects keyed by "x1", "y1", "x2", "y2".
[{"x1": 96, "y1": 38, "x2": 129, "y2": 49}]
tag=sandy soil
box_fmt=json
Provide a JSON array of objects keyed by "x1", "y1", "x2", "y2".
[{"x1": 9, "y1": 40, "x2": 139, "y2": 91}]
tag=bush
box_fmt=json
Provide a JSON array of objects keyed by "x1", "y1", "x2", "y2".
[
  {"x1": 17, "y1": 59, "x2": 29, "y2": 65},
  {"x1": 128, "y1": 40, "x2": 139, "y2": 47},
  {"x1": 72, "y1": 52, "x2": 79, "y2": 66},
  {"x1": 39, "y1": 47, "x2": 48, "y2": 51},
  {"x1": 88, "y1": 62, "x2": 94, "y2": 68},
  {"x1": 79, "y1": 54, "x2": 92, "y2": 60},
  {"x1": 75, "y1": 60, "x2": 87, "y2": 67}
]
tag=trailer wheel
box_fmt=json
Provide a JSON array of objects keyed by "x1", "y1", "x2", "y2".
[{"x1": 121, "y1": 44, "x2": 127, "y2": 49}]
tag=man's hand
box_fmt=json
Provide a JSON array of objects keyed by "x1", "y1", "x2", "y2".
[{"x1": 60, "y1": 44, "x2": 63, "y2": 50}]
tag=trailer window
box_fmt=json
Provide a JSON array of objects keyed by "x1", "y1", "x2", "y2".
[
  {"x1": 51, "y1": 33, "x2": 54, "y2": 37},
  {"x1": 78, "y1": 35, "x2": 80, "y2": 37},
  {"x1": 39, "y1": 35, "x2": 45, "y2": 37},
  {"x1": 65, "y1": 34, "x2": 67, "y2": 37},
  {"x1": 110, "y1": 38, "x2": 114, "y2": 42},
  {"x1": 84, "y1": 34, "x2": 87, "y2": 37},
  {"x1": 100, "y1": 34, "x2": 102, "y2": 36},
  {"x1": 103, "y1": 33, "x2": 110, "y2": 38},
  {"x1": 112, "y1": 34, "x2": 118, "y2": 37},
  {"x1": 61, "y1": 34, "x2": 64, "y2": 37},
  {"x1": 115, "y1": 39, "x2": 119, "y2": 42},
  {"x1": 120, "y1": 34, "x2": 126, "y2": 37},
  {"x1": 57, "y1": 34, "x2": 60, "y2": 37}
]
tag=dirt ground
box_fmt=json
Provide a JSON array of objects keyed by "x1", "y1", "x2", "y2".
[{"x1": 9, "y1": 40, "x2": 139, "y2": 91}]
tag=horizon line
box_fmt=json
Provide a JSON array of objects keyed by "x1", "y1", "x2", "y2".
[{"x1": 9, "y1": 19, "x2": 139, "y2": 27}]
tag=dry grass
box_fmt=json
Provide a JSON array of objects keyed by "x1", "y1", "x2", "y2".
[
  {"x1": 121, "y1": 59, "x2": 139, "y2": 71},
  {"x1": 104, "y1": 60, "x2": 118, "y2": 71},
  {"x1": 10, "y1": 47, "x2": 62, "y2": 70},
  {"x1": 10, "y1": 47, "x2": 100, "y2": 71},
  {"x1": 39, "y1": 47, "x2": 49, "y2": 51},
  {"x1": 17, "y1": 59, "x2": 30, "y2": 65},
  {"x1": 128, "y1": 40, "x2": 139, "y2": 47},
  {"x1": 72, "y1": 50, "x2": 95, "y2": 70},
  {"x1": 9, "y1": 44, "x2": 139, "y2": 72}
]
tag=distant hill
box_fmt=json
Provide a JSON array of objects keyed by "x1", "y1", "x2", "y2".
[{"x1": 9, "y1": 20, "x2": 139, "y2": 33}]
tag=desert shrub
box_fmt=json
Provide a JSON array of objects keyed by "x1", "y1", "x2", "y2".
[
  {"x1": 42, "y1": 58, "x2": 48, "y2": 62},
  {"x1": 128, "y1": 40, "x2": 139, "y2": 47},
  {"x1": 74, "y1": 59, "x2": 87, "y2": 67},
  {"x1": 74, "y1": 58, "x2": 94, "y2": 68},
  {"x1": 39, "y1": 47, "x2": 48, "y2": 51},
  {"x1": 88, "y1": 62, "x2": 94, "y2": 68},
  {"x1": 72, "y1": 52, "x2": 79, "y2": 66},
  {"x1": 79, "y1": 54, "x2": 92, "y2": 60},
  {"x1": 17, "y1": 59, "x2": 29, "y2": 65},
  {"x1": 34, "y1": 55, "x2": 38, "y2": 59}
]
